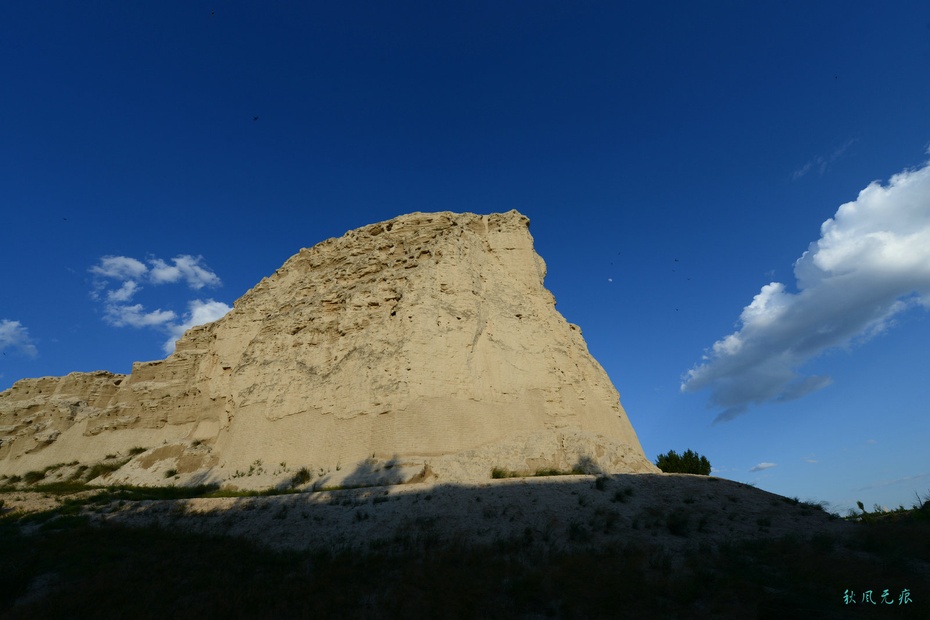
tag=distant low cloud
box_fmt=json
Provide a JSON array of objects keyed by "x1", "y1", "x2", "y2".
[
  {"x1": 750, "y1": 462, "x2": 777, "y2": 472},
  {"x1": 683, "y1": 156, "x2": 930, "y2": 422},
  {"x1": 793, "y1": 139, "x2": 857, "y2": 179},
  {"x1": 854, "y1": 471, "x2": 930, "y2": 492},
  {"x1": 89, "y1": 254, "x2": 231, "y2": 354},
  {"x1": 0, "y1": 319, "x2": 38, "y2": 358}
]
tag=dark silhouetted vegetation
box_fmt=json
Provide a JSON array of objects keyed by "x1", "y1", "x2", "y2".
[{"x1": 655, "y1": 449, "x2": 711, "y2": 475}]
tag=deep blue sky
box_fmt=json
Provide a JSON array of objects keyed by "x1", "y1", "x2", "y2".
[{"x1": 3, "y1": 1, "x2": 929, "y2": 515}]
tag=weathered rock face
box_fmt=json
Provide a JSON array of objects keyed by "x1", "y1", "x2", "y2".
[{"x1": 0, "y1": 211, "x2": 657, "y2": 487}]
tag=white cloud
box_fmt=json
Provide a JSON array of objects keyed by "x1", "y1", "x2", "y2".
[
  {"x1": 148, "y1": 256, "x2": 222, "y2": 289},
  {"x1": 162, "y1": 299, "x2": 232, "y2": 354},
  {"x1": 90, "y1": 255, "x2": 148, "y2": 280},
  {"x1": 90, "y1": 254, "x2": 221, "y2": 290},
  {"x1": 105, "y1": 304, "x2": 177, "y2": 328},
  {"x1": 683, "y1": 157, "x2": 930, "y2": 422},
  {"x1": 89, "y1": 253, "x2": 227, "y2": 354},
  {"x1": 106, "y1": 280, "x2": 141, "y2": 303},
  {"x1": 750, "y1": 462, "x2": 777, "y2": 472},
  {"x1": 0, "y1": 319, "x2": 38, "y2": 358}
]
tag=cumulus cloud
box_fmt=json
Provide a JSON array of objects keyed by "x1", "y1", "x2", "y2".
[
  {"x1": 162, "y1": 299, "x2": 233, "y2": 354},
  {"x1": 683, "y1": 157, "x2": 930, "y2": 422},
  {"x1": 750, "y1": 462, "x2": 777, "y2": 472},
  {"x1": 0, "y1": 319, "x2": 38, "y2": 358},
  {"x1": 89, "y1": 254, "x2": 230, "y2": 355}
]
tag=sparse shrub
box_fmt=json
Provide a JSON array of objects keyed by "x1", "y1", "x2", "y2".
[
  {"x1": 568, "y1": 521, "x2": 591, "y2": 543},
  {"x1": 648, "y1": 550, "x2": 673, "y2": 571},
  {"x1": 491, "y1": 467, "x2": 507, "y2": 479},
  {"x1": 697, "y1": 515, "x2": 710, "y2": 532},
  {"x1": 128, "y1": 447, "x2": 147, "y2": 455},
  {"x1": 611, "y1": 487, "x2": 634, "y2": 503},
  {"x1": 655, "y1": 449, "x2": 711, "y2": 475},
  {"x1": 84, "y1": 458, "x2": 130, "y2": 482},
  {"x1": 69, "y1": 465, "x2": 89, "y2": 481},
  {"x1": 593, "y1": 507, "x2": 620, "y2": 533},
  {"x1": 811, "y1": 533, "x2": 835, "y2": 552},
  {"x1": 666, "y1": 508, "x2": 690, "y2": 537},
  {"x1": 798, "y1": 500, "x2": 826, "y2": 513},
  {"x1": 23, "y1": 470, "x2": 46, "y2": 485},
  {"x1": 8, "y1": 475, "x2": 22, "y2": 484},
  {"x1": 164, "y1": 469, "x2": 178, "y2": 478},
  {"x1": 290, "y1": 467, "x2": 312, "y2": 487},
  {"x1": 594, "y1": 476, "x2": 609, "y2": 491}
]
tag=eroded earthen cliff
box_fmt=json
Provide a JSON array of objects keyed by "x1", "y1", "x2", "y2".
[{"x1": 0, "y1": 210, "x2": 657, "y2": 487}]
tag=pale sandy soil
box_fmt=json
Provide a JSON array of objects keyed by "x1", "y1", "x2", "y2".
[
  {"x1": 0, "y1": 489, "x2": 99, "y2": 515},
  {"x1": 4, "y1": 473, "x2": 855, "y2": 559}
]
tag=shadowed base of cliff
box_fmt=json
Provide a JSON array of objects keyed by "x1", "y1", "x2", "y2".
[{"x1": 3, "y1": 471, "x2": 929, "y2": 618}]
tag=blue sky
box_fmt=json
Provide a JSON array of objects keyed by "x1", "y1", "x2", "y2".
[{"x1": 2, "y1": 1, "x2": 929, "y2": 515}]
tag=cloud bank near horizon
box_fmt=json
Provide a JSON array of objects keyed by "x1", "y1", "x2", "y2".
[
  {"x1": 683, "y1": 157, "x2": 930, "y2": 422},
  {"x1": 89, "y1": 254, "x2": 232, "y2": 354}
]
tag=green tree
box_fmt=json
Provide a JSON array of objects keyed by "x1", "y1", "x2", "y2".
[{"x1": 655, "y1": 449, "x2": 711, "y2": 475}]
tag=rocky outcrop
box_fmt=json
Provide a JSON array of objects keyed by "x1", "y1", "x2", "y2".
[{"x1": 0, "y1": 210, "x2": 658, "y2": 487}]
